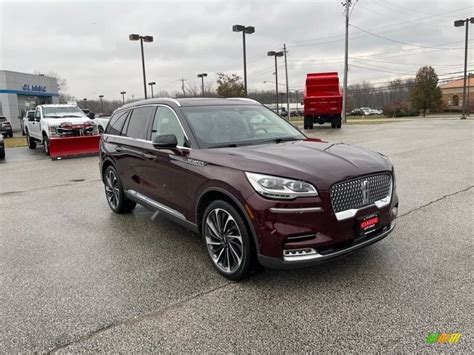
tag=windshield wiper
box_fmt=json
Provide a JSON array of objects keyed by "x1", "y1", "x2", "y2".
[
  {"x1": 209, "y1": 143, "x2": 239, "y2": 149},
  {"x1": 257, "y1": 136, "x2": 302, "y2": 145}
]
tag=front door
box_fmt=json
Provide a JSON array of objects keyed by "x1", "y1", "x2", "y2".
[
  {"x1": 29, "y1": 107, "x2": 42, "y2": 139},
  {"x1": 141, "y1": 105, "x2": 190, "y2": 216}
]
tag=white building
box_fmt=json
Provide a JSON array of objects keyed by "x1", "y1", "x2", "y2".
[{"x1": 0, "y1": 70, "x2": 59, "y2": 130}]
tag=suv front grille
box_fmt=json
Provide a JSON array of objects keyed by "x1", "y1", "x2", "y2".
[{"x1": 330, "y1": 173, "x2": 392, "y2": 213}]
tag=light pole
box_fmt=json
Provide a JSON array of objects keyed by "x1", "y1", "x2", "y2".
[
  {"x1": 129, "y1": 33, "x2": 154, "y2": 99},
  {"x1": 99, "y1": 95, "x2": 104, "y2": 112},
  {"x1": 295, "y1": 90, "x2": 299, "y2": 113},
  {"x1": 232, "y1": 25, "x2": 255, "y2": 97},
  {"x1": 267, "y1": 51, "x2": 284, "y2": 114},
  {"x1": 454, "y1": 17, "x2": 474, "y2": 119},
  {"x1": 120, "y1": 91, "x2": 126, "y2": 105},
  {"x1": 197, "y1": 73, "x2": 207, "y2": 96},
  {"x1": 468, "y1": 73, "x2": 472, "y2": 116},
  {"x1": 83, "y1": 98, "x2": 87, "y2": 109},
  {"x1": 148, "y1": 82, "x2": 156, "y2": 98}
]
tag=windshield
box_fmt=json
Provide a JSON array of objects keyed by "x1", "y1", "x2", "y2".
[
  {"x1": 43, "y1": 106, "x2": 86, "y2": 118},
  {"x1": 181, "y1": 105, "x2": 305, "y2": 148}
]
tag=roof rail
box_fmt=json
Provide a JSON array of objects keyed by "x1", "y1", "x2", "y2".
[{"x1": 226, "y1": 97, "x2": 261, "y2": 105}]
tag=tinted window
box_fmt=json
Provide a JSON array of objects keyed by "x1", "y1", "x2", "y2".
[
  {"x1": 151, "y1": 106, "x2": 187, "y2": 146},
  {"x1": 106, "y1": 110, "x2": 129, "y2": 135},
  {"x1": 124, "y1": 106, "x2": 154, "y2": 139}
]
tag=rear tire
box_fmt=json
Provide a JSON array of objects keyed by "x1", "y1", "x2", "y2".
[
  {"x1": 26, "y1": 131, "x2": 36, "y2": 149},
  {"x1": 9, "y1": 132, "x2": 13, "y2": 138},
  {"x1": 104, "y1": 166, "x2": 136, "y2": 213},
  {"x1": 0, "y1": 150, "x2": 5, "y2": 160},
  {"x1": 331, "y1": 122, "x2": 336, "y2": 129},
  {"x1": 202, "y1": 200, "x2": 256, "y2": 280}
]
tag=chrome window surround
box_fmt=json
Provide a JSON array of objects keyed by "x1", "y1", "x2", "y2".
[
  {"x1": 104, "y1": 104, "x2": 191, "y2": 150},
  {"x1": 226, "y1": 98, "x2": 261, "y2": 105}
]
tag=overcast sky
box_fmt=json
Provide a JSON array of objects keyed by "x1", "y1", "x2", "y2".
[{"x1": 1, "y1": 0, "x2": 472, "y2": 101}]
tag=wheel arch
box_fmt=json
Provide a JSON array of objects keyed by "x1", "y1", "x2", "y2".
[
  {"x1": 196, "y1": 187, "x2": 260, "y2": 254},
  {"x1": 101, "y1": 158, "x2": 116, "y2": 182}
]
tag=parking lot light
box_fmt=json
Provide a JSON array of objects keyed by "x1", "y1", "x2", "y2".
[
  {"x1": 129, "y1": 33, "x2": 154, "y2": 99},
  {"x1": 148, "y1": 82, "x2": 156, "y2": 98},
  {"x1": 99, "y1": 95, "x2": 104, "y2": 112},
  {"x1": 197, "y1": 73, "x2": 208, "y2": 96},
  {"x1": 83, "y1": 98, "x2": 87, "y2": 109},
  {"x1": 453, "y1": 17, "x2": 474, "y2": 119},
  {"x1": 233, "y1": 24, "x2": 255, "y2": 97},
  {"x1": 267, "y1": 51, "x2": 284, "y2": 114},
  {"x1": 120, "y1": 91, "x2": 126, "y2": 105}
]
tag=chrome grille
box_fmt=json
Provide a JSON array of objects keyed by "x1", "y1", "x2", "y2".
[{"x1": 330, "y1": 174, "x2": 392, "y2": 213}]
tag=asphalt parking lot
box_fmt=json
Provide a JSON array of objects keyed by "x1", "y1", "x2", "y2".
[{"x1": 1, "y1": 115, "x2": 473, "y2": 352}]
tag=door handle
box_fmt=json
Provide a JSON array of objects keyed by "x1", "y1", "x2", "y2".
[{"x1": 116, "y1": 147, "x2": 123, "y2": 153}]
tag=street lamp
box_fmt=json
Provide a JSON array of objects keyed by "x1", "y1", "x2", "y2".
[
  {"x1": 99, "y1": 95, "x2": 104, "y2": 112},
  {"x1": 120, "y1": 91, "x2": 126, "y2": 105},
  {"x1": 267, "y1": 51, "x2": 284, "y2": 114},
  {"x1": 454, "y1": 17, "x2": 474, "y2": 119},
  {"x1": 83, "y1": 98, "x2": 87, "y2": 109},
  {"x1": 197, "y1": 73, "x2": 208, "y2": 96},
  {"x1": 129, "y1": 33, "x2": 154, "y2": 99},
  {"x1": 232, "y1": 25, "x2": 255, "y2": 97},
  {"x1": 148, "y1": 82, "x2": 156, "y2": 98}
]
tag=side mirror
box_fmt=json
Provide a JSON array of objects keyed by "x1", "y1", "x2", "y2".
[
  {"x1": 35, "y1": 117, "x2": 41, "y2": 122},
  {"x1": 153, "y1": 134, "x2": 178, "y2": 149},
  {"x1": 88, "y1": 112, "x2": 95, "y2": 119}
]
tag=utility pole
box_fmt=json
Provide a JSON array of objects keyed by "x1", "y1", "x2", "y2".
[
  {"x1": 283, "y1": 44, "x2": 290, "y2": 120},
  {"x1": 468, "y1": 73, "x2": 472, "y2": 116},
  {"x1": 180, "y1": 78, "x2": 186, "y2": 97},
  {"x1": 295, "y1": 90, "x2": 299, "y2": 113},
  {"x1": 342, "y1": 0, "x2": 351, "y2": 123},
  {"x1": 267, "y1": 51, "x2": 284, "y2": 114}
]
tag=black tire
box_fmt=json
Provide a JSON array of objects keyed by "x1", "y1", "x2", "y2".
[
  {"x1": 337, "y1": 123, "x2": 341, "y2": 129},
  {"x1": 304, "y1": 115, "x2": 313, "y2": 130},
  {"x1": 303, "y1": 125, "x2": 308, "y2": 130},
  {"x1": 43, "y1": 134, "x2": 50, "y2": 156},
  {"x1": 0, "y1": 150, "x2": 5, "y2": 160},
  {"x1": 331, "y1": 122, "x2": 336, "y2": 129},
  {"x1": 103, "y1": 165, "x2": 136, "y2": 213},
  {"x1": 202, "y1": 200, "x2": 256, "y2": 280},
  {"x1": 9, "y1": 132, "x2": 13, "y2": 138},
  {"x1": 26, "y1": 131, "x2": 36, "y2": 149}
]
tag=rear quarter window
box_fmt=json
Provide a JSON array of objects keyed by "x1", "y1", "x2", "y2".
[{"x1": 106, "y1": 110, "x2": 129, "y2": 135}]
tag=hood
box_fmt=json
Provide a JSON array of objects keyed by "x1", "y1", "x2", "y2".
[
  {"x1": 195, "y1": 139, "x2": 392, "y2": 191},
  {"x1": 44, "y1": 116, "x2": 92, "y2": 126}
]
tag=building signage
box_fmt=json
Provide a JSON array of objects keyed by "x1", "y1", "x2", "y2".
[{"x1": 22, "y1": 84, "x2": 47, "y2": 92}]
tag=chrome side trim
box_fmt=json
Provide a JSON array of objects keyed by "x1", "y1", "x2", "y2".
[
  {"x1": 270, "y1": 207, "x2": 323, "y2": 214},
  {"x1": 126, "y1": 189, "x2": 185, "y2": 220},
  {"x1": 283, "y1": 222, "x2": 395, "y2": 262}
]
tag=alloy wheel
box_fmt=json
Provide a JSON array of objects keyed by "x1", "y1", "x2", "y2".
[
  {"x1": 205, "y1": 208, "x2": 244, "y2": 274},
  {"x1": 105, "y1": 169, "x2": 120, "y2": 209}
]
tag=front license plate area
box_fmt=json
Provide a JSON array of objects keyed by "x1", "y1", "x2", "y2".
[{"x1": 356, "y1": 214, "x2": 380, "y2": 237}]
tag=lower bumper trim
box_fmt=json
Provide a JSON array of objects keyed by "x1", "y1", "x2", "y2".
[{"x1": 258, "y1": 222, "x2": 396, "y2": 269}]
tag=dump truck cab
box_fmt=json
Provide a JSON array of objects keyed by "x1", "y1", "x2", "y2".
[
  {"x1": 25, "y1": 104, "x2": 100, "y2": 159},
  {"x1": 303, "y1": 72, "x2": 342, "y2": 129}
]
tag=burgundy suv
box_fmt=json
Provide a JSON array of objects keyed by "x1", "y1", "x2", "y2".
[{"x1": 100, "y1": 98, "x2": 398, "y2": 280}]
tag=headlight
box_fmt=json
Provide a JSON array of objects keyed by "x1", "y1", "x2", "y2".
[
  {"x1": 49, "y1": 126, "x2": 59, "y2": 136},
  {"x1": 245, "y1": 172, "x2": 318, "y2": 199}
]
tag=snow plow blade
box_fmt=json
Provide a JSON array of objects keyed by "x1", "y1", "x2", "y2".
[{"x1": 49, "y1": 135, "x2": 101, "y2": 160}]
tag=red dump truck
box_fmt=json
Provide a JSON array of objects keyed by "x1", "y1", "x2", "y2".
[{"x1": 303, "y1": 72, "x2": 342, "y2": 129}]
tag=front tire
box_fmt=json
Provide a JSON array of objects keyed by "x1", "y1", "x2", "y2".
[
  {"x1": 104, "y1": 166, "x2": 136, "y2": 213},
  {"x1": 43, "y1": 134, "x2": 50, "y2": 156},
  {"x1": 202, "y1": 200, "x2": 255, "y2": 280}
]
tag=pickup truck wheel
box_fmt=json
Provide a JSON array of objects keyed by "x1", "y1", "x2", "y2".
[
  {"x1": 337, "y1": 123, "x2": 341, "y2": 129},
  {"x1": 202, "y1": 200, "x2": 255, "y2": 280},
  {"x1": 26, "y1": 132, "x2": 36, "y2": 149},
  {"x1": 331, "y1": 122, "x2": 336, "y2": 129},
  {"x1": 104, "y1": 166, "x2": 136, "y2": 213},
  {"x1": 9, "y1": 132, "x2": 13, "y2": 138},
  {"x1": 0, "y1": 150, "x2": 4, "y2": 160},
  {"x1": 43, "y1": 134, "x2": 50, "y2": 156}
]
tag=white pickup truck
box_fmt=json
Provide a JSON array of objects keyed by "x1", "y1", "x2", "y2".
[{"x1": 24, "y1": 104, "x2": 98, "y2": 156}]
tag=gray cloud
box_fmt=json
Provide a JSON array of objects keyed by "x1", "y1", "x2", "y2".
[{"x1": 1, "y1": 0, "x2": 472, "y2": 100}]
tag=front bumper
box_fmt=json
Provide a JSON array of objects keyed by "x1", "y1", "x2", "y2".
[{"x1": 258, "y1": 221, "x2": 396, "y2": 269}]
